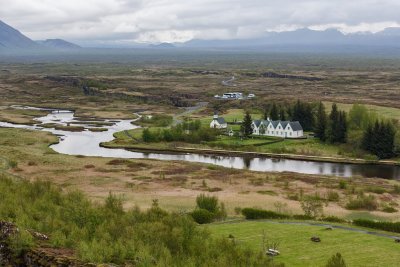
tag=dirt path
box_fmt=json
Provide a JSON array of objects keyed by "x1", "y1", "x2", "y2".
[{"x1": 172, "y1": 102, "x2": 208, "y2": 126}]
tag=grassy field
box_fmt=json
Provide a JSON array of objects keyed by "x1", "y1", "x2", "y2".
[
  {"x1": 324, "y1": 101, "x2": 400, "y2": 121},
  {"x1": 208, "y1": 220, "x2": 400, "y2": 267}
]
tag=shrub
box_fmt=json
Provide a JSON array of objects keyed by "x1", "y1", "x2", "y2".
[
  {"x1": 326, "y1": 191, "x2": 340, "y2": 202},
  {"x1": 241, "y1": 208, "x2": 290, "y2": 220},
  {"x1": 345, "y1": 195, "x2": 378, "y2": 211},
  {"x1": 293, "y1": 214, "x2": 315, "y2": 220},
  {"x1": 300, "y1": 195, "x2": 324, "y2": 218},
  {"x1": 393, "y1": 184, "x2": 400, "y2": 194},
  {"x1": 8, "y1": 229, "x2": 34, "y2": 256},
  {"x1": 382, "y1": 206, "x2": 398, "y2": 213},
  {"x1": 353, "y1": 219, "x2": 400, "y2": 233},
  {"x1": 8, "y1": 160, "x2": 18, "y2": 169},
  {"x1": 321, "y1": 216, "x2": 347, "y2": 223},
  {"x1": 365, "y1": 186, "x2": 386, "y2": 194},
  {"x1": 234, "y1": 207, "x2": 242, "y2": 215},
  {"x1": 326, "y1": 252, "x2": 347, "y2": 267},
  {"x1": 339, "y1": 180, "x2": 347, "y2": 190},
  {"x1": 196, "y1": 194, "x2": 219, "y2": 214},
  {"x1": 192, "y1": 194, "x2": 226, "y2": 223},
  {"x1": 190, "y1": 209, "x2": 215, "y2": 224}
]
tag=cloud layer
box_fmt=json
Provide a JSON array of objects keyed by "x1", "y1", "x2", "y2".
[{"x1": 1, "y1": 0, "x2": 400, "y2": 44}]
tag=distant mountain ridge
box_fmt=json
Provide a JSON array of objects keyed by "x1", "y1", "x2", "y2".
[
  {"x1": 0, "y1": 20, "x2": 39, "y2": 49},
  {"x1": 182, "y1": 28, "x2": 400, "y2": 48},
  {"x1": 36, "y1": 39, "x2": 81, "y2": 49},
  {"x1": 0, "y1": 20, "x2": 79, "y2": 51},
  {"x1": 1, "y1": 18, "x2": 400, "y2": 53}
]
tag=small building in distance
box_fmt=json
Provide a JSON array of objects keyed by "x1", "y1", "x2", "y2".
[
  {"x1": 221, "y1": 92, "x2": 243, "y2": 99},
  {"x1": 252, "y1": 119, "x2": 303, "y2": 138},
  {"x1": 210, "y1": 113, "x2": 227, "y2": 129},
  {"x1": 214, "y1": 92, "x2": 255, "y2": 100}
]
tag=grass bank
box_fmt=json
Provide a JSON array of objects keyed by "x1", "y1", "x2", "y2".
[{"x1": 207, "y1": 220, "x2": 400, "y2": 267}]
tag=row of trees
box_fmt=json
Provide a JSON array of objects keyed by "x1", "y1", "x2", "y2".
[
  {"x1": 249, "y1": 100, "x2": 398, "y2": 159},
  {"x1": 265, "y1": 101, "x2": 316, "y2": 131},
  {"x1": 142, "y1": 120, "x2": 217, "y2": 143},
  {"x1": 315, "y1": 103, "x2": 348, "y2": 143},
  {"x1": 362, "y1": 120, "x2": 396, "y2": 159}
]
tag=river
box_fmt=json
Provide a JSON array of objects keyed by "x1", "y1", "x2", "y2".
[{"x1": 1, "y1": 107, "x2": 399, "y2": 180}]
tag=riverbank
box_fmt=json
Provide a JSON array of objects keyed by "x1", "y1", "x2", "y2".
[
  {"x1": 100, "y1": 142, "x2": 400, "y2": 167},
  {"x1": 3, "y1": 126, "x2": 400, "y2": 221}
]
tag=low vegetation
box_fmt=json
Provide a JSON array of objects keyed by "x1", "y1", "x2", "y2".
[
  {"x1": 142, "y1": 120, "x2": 218, "y2": 143},
  {"x1": 353, "y1": 219, "x2": 400, "y2": 234},
  {"x1": 0, "y1": 175, "x2": 273, "y2": 266}
]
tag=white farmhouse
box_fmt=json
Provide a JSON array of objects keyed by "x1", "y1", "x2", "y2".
[
  {"x1": 210, "y1": 113, "x2": 227, "y2": 129},
  {"x1": 252, "y1": 119, "x2": 303, "y2": 138}
]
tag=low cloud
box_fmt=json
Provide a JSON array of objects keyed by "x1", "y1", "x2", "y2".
[{"x1": 1, "y1": 0, "x2": 399, "y2": 44}]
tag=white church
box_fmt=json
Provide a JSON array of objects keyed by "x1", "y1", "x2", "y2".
[
  {"x1": 252, "y1": 119, "x2": 304, "y2": 138},
  {"x1": 209, "y1": 113, "x2": 228, "y2": 129}
]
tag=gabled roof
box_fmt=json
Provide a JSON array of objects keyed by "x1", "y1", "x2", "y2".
[
  {"x1": 270, "y1": 121, "x2": 280, "y2": 128},
  {"x1": 214, "y1": 117, "x2": 226, "y2": 124},
  {"x1": 288, "y1": 121, "x2": 303, "y2": 131},
  {"x1": 253, "y1": 120, "x2": 262, "y2": 127},
  {"x1": 280, "y1": 121, "x2": 290, "y2": 129}
]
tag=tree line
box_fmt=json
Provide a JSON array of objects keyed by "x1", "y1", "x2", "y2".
[
  {"x1": 142, "y1": 120, "x2": 218, "y2": 143},
  {"x1": 253, "y1": 100, "x2": 398, "y2": 159}
]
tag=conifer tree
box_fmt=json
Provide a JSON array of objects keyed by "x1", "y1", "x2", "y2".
[
  {"x1": 270, "y1": 102, "x2": 279, "y2": 120},
  {"x1": 292, "y1": 100, "x2": 314, "y2": 131},
  {"x1": 327, "y1": 103, "x2": 340, "y2": 143},
  {"x1": 241, "y1": 111, "x2": 253, "y2": 138},
  {"x1": 280, "y1": 108, "x2": 286, "y2": 121},
  {"x1": 362, "y1": 120, "x2": 396, "y2": 159},
  {"x1": 362, "y1": 124, "x2": 373, "y2": 152},
  {"x1": 338, "y1": 111, "x2": 347, "y2": 143},
  {"x1": 315, "y1": 102, "x2": 327, "y2": 141}
]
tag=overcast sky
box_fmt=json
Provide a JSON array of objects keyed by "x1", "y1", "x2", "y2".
[{"x1": 1, "y1": 0, "x2": 400, "y2": 45}]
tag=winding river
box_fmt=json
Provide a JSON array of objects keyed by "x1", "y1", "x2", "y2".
[{"x1": 1, "y1": 107, "x2": 400, "y2": 180}]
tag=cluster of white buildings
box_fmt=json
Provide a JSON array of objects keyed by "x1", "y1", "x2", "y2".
[
  {"x1": 214, "y1": 92, "x2": 255, "y2": 100},
  {"x1": 210, "y1": 114, "x2": 304, "y2": 138},
  {"x1": 251, "y1": 119, "x2": 304, "y2": 138}
]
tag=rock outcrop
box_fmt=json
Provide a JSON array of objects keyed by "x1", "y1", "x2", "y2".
[{"x1": 0, "y1": 221, "x2": 97, "y2": 267}]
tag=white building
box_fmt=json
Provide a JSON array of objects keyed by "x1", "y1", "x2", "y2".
[
  {"x1": 210, "y1": 113, "x2": 228, "y2": 129},
  {"x1": 221, "y1": 92, "x2": 243, "y2": 99},
  {"x1": 252, "y1": 119, "x2": 304, "y2": 138}
]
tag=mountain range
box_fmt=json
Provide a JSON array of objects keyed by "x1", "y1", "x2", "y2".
[
  {"x1": 0, "y1": 20, "x2": 80, "y2": 51},
  {"x1": 1, "y1": 19, "x2": 400, "y2": 53}
]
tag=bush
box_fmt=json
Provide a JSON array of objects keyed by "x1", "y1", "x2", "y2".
[
  {"x1": 8, "y1": 229, "x2": 34, "y2": 256},
  {"x1": 345, "y1": 195, "x2": 378, "y2": 211},
  {"x1": 365, "y1": 186, "x2": 386, "y2": 194},
  {"x1": 142, "y1": 121, "x2": 218, "y2": 144},
  {"x1": 326, "y1": 252, "x2": 347, "y2": 267},
  {"x1": 190, "y1": 209, "x2": 215, "y2": 224},
  {"x1": 141, "y1": 114, "x2": 173, "y2": 127},
  {"x1": 196, "y1": 194, "x2": 219, "y2": 214},
  {"x1": 353, "y1": 219, "x2": 400, "y2": 233},
  {"x1": 292, "y1": 214, "x2": 315, "y2": 220},
  {"x1": 192, "y1": 194, "x2": 226, "y2": 223},
  {"x1": 241, "y1": 208, "x2": 290, "y2": 220},
  {"x1": 8, "y1": 160, "x2": 18, "y2": 169},
  {"x1": 300, "y1": 195, "x2": 324, "y2": 218},
  {"x1": 326, "y1": 191, "x2": 340, "y2": 202},
  {"x1": 382, "y1": 206, "x2": 398, "y2": 213},
  {"x1": 320, "y1": 216, "x2": 347, "y2": 223},
  {"x1": 339, "y1": 180, "x2": 347, "y2": 190},
  {"x1": 393, "y1": 184, "x2": 400, "y2": 194}
]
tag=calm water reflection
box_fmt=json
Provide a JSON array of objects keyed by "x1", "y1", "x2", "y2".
[{"x1": 1, "y1": 108, "x2": 399, "y2": 180}]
